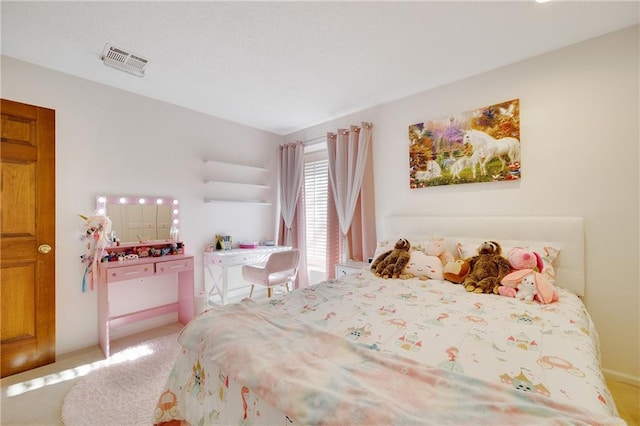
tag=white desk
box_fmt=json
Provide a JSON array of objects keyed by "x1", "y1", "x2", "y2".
[{"x1": 203, "y1": 246, "x2": 291, "y2": 305}]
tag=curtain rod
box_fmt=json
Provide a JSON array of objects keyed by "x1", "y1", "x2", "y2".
[
  {"x1": 300, "y1": 121, "x2": 371, "y2": 145},
  {"x1": 301, "y1": 135, "x2": 326, "y2": 146}
]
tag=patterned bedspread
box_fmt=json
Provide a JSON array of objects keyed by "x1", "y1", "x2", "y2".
[{"x1": 154, "y1": 270, "x2": 623, "y2": 425}]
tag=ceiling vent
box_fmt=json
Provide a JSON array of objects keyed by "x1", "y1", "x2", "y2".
[{"x1": 101, "y1": 44, "x2": 148, "y2": 77}]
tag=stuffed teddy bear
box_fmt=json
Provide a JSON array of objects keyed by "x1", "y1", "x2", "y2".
[
  {"x1": 371, "y1": 238, "x2": 412, "y2": 279},
  {"x1": 443, "y1": 259, "x2": 470, "y2": 284},
  {"x1": 507, "y1": 247, "x2": 543, "y2": 272},
  {"x1": 500, "y1": 269, "x2": 558, "y2": 304},
  {"x1": 424, "y1": 237, "x2": 455, "y2": 266},
  {"x1": 403, "y1": 250, "x2": 444, "y2": 280},
  {"x1": 463, "y1": 241, "x2": 512, "y2": 294}
]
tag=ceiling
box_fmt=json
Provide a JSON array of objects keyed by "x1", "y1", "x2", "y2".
[{"x1": 2, "y1": 1, "x2": 638, "y2": 135}]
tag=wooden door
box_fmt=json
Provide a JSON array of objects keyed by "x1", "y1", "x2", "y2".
[{"x1": 1, "y1": 99, "x2": 56, "y2": 378}]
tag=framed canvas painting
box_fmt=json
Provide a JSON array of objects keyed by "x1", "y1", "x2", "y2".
[{"x1": 409, "y1": 98, "x2": 521, "y2": 188}]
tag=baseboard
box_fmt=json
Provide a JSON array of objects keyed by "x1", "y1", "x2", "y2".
[
  {"x1": 603, "y1": 368, "x2": 640, "y2": 387},
  {"x1": 109, "y1": 312, "x2": 178, "y2": 341}
]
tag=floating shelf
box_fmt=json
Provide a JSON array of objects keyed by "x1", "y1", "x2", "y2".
[
  {"x1": 203, "y1": 159, "x2": 268, "y2": 173},
  {"x1": 203, "y1": 179, "x2": 270, "y2": 189},
  {"x1": 203, "y1": 159, "x2": 271, "y2": 205},
  {"x1": 204, "y1": 198, "x2": 272, "y2": 205}
]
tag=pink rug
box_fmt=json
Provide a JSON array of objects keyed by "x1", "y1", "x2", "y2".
[{"x1": 62, "y1": 333, "x2": 181, "y2": 426}]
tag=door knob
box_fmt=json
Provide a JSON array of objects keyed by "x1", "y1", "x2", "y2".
[{"x1": 38, "y1": 244, "x2": 52, "y2": 254}]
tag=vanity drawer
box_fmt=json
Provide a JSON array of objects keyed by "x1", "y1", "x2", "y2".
[
  {"x1": 106, "y1": 264, "x2": 154, "y2": 283},
  {"x1": 155, "y1": 257, "x2": 194, "y2": 275}
]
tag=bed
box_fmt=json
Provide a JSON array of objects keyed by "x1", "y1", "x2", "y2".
[{"x1": 153, "y1": 216, "x2": 624, "y2": 425}]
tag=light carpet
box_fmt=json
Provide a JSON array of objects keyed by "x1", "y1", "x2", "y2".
[{"x1": 62, "y1": 333, "x2": 181, "y2": 426}]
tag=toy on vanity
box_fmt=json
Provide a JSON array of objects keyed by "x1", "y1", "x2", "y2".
[{"x1": 102, "y1": 241, "x2": 184, "y2": 263}]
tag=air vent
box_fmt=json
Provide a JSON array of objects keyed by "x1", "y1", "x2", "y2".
[{"x1": 101, "y1": 44, "x2": 148, "y2": 77}]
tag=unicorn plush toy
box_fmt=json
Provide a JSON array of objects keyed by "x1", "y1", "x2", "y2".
[{"x1": 79, "y1": 213, "x2": 112, "y2": 291}]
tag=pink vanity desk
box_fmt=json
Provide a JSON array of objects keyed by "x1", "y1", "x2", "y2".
[{"x1": 97, "y1": 243, "x2": 194, "y2": 357}]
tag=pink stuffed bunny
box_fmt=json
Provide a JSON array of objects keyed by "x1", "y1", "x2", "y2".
[{"x1": 499, "y1": 268, "x2": 559, "y2": 304}]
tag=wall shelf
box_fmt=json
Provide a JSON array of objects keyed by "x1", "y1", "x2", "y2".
[
  {"x1": 204, "y1": 198, "x2": 272, "y2": 205},
  {"x1": 203, "y1": 179, "x2": 270, "y2": 189},
  {"x1": 202, "y1": 159, "x2": 272, "y2": 205},
  {"x1": 203, "y1": 159, "x2": 268, "y2": 173}
]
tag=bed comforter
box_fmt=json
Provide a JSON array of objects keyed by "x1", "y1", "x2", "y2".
[{"x1": 154, "y1": 270, "x2": 623, "y2": 425}]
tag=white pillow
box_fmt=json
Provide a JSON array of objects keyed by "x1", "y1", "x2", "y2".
[
  {"x1": 373, "y1": 235, "x2": 433, "y2": 260},
  {"x1": 373, "y1": 239, "x2": 395, "y2": 261}
]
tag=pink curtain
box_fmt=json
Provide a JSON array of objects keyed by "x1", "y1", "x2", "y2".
[
  {"x1": 277, "y1": 142, "x2": 308, "y2": 289},
  {"x1": 325, "y1": 122, "x2": 377, "y2": 277},
  {"x1": 325, "y1": 181, "x2": 341, "y2": 279},
  {"x1": 347, "y1": 141, "x2": 376, "y2": 262},
  {"x1": 279, "y1": 142, "x2": 304, "y2": 245}
]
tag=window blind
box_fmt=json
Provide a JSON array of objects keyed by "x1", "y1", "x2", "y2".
[{"x1": 304, "y1": 157, "x2": 328, "y2": 268}]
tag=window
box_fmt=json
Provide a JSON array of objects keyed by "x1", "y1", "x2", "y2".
[{"x1": 304, "y1": 143, "x2": 328, "y2": 282}]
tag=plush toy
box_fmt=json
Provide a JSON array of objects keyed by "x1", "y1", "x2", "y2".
[
  {"x1": 514, "y1": 272, "x2": 537, "y2": 301},
  {"x1": 507, "y1": 247, "x2": 543, "y2": 272},
  {"x1": 79, "y1": 213, "x2": 112, "y2": 292},
  {"x1": 403, "y1": 250, "x2": 444, "y2": 280},
  {"x1": 443, "y1": 259, "x2": 471, "y2": 284},
  {"x1": 424, "y1": 237, "x2": 455, "y2": 266},
  {"x1": 371, "y1": 238, "x2": 412, "y2": 279},
  {"x1": 500, "y1": 269, "x2": 558, "y2": 304},
  {"x1": 463, "y1": 241, "x2": 512, "y2": 294}
]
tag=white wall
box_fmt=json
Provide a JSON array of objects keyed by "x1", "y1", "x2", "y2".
[
  {"x1": 286, "y1": 26, "x2": 640, "y2": 383},
  {"x1": 1, "y1": 56, "x2": 283, "y2": 355}
]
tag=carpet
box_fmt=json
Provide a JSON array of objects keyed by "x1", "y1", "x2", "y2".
[{"x1": 62, "y1": 333, "x2": 181, "y2": 426}]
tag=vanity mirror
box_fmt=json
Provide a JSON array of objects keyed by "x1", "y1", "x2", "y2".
[{"x1": 96, "y1": 195, "x2": 179, "y2": 244}]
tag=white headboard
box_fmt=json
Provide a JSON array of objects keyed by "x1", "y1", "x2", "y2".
[{"x1": 383, "y1": 216, "x2": 585, "y2": 296}]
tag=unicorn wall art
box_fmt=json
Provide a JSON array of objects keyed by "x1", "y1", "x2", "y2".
[{"x1": 409, "y1": 98, "x2": 521, "y2": 188}]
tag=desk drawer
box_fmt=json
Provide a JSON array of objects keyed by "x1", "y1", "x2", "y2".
[
  {"x1": 106, "y1": 264, "x2": 154, "y2": 283},
  {"x1": 156, "y1": 258, "x2": 193, "y2": 275}
]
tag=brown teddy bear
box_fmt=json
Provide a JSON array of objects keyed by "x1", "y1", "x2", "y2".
[
  {"x1": 463, "y1": 241, "x2": 512, "y2": 294},
  {"x1": 371, "y1": 238, "x2": 411, "y2": 279}
]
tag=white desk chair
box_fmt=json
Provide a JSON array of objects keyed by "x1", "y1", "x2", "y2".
[{"x1": 242, "y1": 249, "x2": 300, "y2": 299}]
